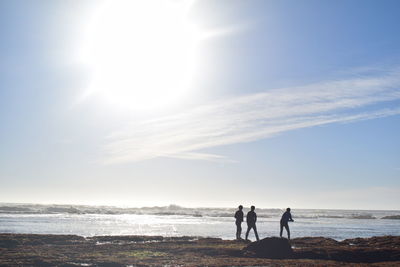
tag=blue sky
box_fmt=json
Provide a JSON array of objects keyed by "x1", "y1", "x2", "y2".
[{"x1": 0, "y1": 0, "x2": 399, "y2": 209}]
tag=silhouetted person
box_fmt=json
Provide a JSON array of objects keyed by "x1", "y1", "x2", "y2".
[
  {"x1": 245, "y1": 206, "x2": 260, "y2": 241},
  {"x1": 234, "y1": 205, "x2": 244, "y2": 239},
  {"x1": 280, "y1": 207, "x2": 294, "y2": 240}
]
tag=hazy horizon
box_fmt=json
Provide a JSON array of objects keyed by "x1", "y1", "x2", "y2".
[
  {"x1": 0, "y1": 202, "x2": 400, "y2": 214},
  {"x1": 1, "y1": 201, "x2": 399, "y2": 212}
]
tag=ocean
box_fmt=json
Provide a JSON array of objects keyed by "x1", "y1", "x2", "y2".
[{"x1": 1, "y1": 203, "x2": 399, "y2": 241}]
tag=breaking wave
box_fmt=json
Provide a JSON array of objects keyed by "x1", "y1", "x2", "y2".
[{"x1": 0, "y1": 203, "x2": 398, "y2": 220}]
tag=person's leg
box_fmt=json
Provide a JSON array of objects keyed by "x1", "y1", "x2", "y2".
[
  {"x1": 235, "y1": 222, "x2": 238, "y2": 239},
  {"x1": 235, "y1": 223, "x2": 239, "y2": 239},
  {"x1": 280, "y1": 223, "x2": 283, "y2": 238},
  {"x1": 236, "y1": 222, "x2": 241, "y2": 239},
  {"x1": 245, "y1": 225, "x2": 251, "y2": 240},
  {"x1": 285, "y1": 224, "x2": 290, "y2": 240},
  {"x1": 253, "y1": 225, "x2": 260, "y2": 241}
]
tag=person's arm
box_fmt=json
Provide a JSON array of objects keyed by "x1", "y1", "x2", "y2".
[
  {"x1": 289, "y1": 213, "x2": 294, "y2": 222},
  {"x1": 255, "y1": 213, "x2": 257, "y2": 223}
]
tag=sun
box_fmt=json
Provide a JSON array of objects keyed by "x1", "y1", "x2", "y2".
[{"x1": 80, "y1": 0, "x2": 200, "y2": 111}]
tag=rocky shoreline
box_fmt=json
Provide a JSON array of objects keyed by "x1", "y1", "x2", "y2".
[{"x1": 0, "y1": 234, "x2": 399, "y2": 266}]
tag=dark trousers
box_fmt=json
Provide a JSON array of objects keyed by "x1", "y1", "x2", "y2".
[
  {"x1": 280, "y1": 221, "x2": 290, "y2": 239},
  {"x1": 245, "y1": 223, "x2": 259, "y2": 241},
  {"x1": 235, "y1": 221, "x2": 242, "y2": 239}
]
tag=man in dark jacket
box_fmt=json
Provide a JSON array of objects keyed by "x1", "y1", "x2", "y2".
[
  {"x1": 245, "y1": 205, "x2": 260, "y2": 241},
  {"x1": 280, "y1": 207, "x2": 294, "y2": 239},
  {"x1": 234, "y1": 205, "x2": 244, "y2": 239}
]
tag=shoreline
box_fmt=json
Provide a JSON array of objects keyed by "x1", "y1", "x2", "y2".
[{"x1": 1, "y1": 233, "x2": 400, "y2": 266}]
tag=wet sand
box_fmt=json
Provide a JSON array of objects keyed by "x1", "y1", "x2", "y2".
[{"x1": 0, "y1": 234, "x2": 399, "y2": 266}]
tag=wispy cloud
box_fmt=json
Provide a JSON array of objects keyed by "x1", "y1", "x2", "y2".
[{"x1": 104, "y1": 69, "x2": 400, "y2": 163}]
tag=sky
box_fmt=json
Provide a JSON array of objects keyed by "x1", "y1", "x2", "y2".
[{"x1": 0, "y1": 0, "x2": 399, "y2": 210}]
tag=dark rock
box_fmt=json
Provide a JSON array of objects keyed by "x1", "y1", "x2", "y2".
[
  {"x1": 243, "y1": 237, "x2": 293, "y2": 259},
  {"x1": 293, "y1": 236, "x2": 400, "y2": 263},
  {"x1": 33, "y1": 259, "x2": 54, "y2": 267},
  {"x1": 197, "y1": 237, "x2": 223, "y2": 243},
  {"x1": 381, "y1": 215, "x2": 400, "y2": 220},
  {"x1": 59, "y1": 264, "x2": 90, "y2": 267},
  {"x1": 95, "y1": 262, "x2": 124, "y2": 267},
  {"x1": 0, "y1": 239, "x2": 19, "y2": 248},
  {"x1": 292, "y1": 236, "x2": 339, "y2": 248}
]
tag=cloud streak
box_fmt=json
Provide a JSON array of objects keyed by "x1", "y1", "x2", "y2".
[{"x1": 104, "y1": 69, "x2": 400, "y2": 163}]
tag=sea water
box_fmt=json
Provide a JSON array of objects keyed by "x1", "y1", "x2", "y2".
[{"x1": 0, "y1": 204, "x2": 399, "y2": 240}]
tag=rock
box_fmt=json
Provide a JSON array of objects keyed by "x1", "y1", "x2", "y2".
[
  {"x1": 292, "y1": 236, "x2": 339, "y2": 248},
  {"x1": 33, "y1": 259, "x2": 54, "y2": 267},
  {"x1": 0, "y1": 239, "x2": 19, "y2": 248},
  {"x1": 381, "y1": 215, "x2": 400, "y2": 219},
  {"x1": 243, "y1": 237, "x2": 293, "y2": 259},
  {"x1": 96, "y1": 262, "x2": 124, "y2": 267}
]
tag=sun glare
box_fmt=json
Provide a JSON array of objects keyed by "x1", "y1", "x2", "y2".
[{"x1": 81, "y1": 0, "x2": 200, "y2": 110}]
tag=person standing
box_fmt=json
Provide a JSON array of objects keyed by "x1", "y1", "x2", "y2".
[
  {"x1": 280, "y1": 207, "x2": 294, "y2": 240},
  {"x1": 234, "y1": 205, "x2": 244, "y2": 239},
  {"x1": 245, "y1": 205, "x2": 260, "y2": 241}
]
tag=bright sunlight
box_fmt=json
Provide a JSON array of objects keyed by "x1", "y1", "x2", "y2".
[{"x1": 80, "y1": 0, "x2": 200, "y2": 110}]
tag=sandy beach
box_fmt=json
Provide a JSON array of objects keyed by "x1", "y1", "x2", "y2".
[{"x1": 1, "y1": 234, "x2": 399, "y2": 266}]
